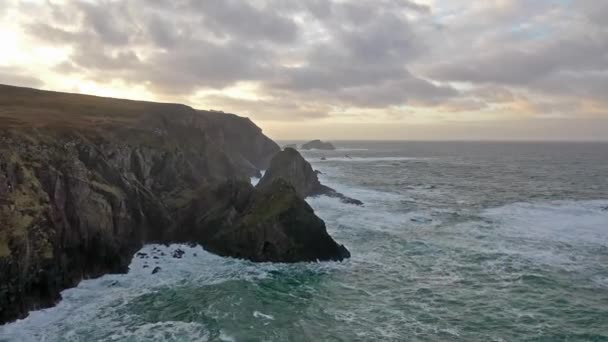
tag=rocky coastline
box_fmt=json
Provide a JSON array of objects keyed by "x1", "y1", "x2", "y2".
[{"x1": 0, "y1": 85, "x2": 350, "y2": 324}]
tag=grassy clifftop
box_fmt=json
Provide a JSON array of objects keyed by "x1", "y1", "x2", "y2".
[{"x1": 0, "y1": 84, "x2": 172, "y2": 129}]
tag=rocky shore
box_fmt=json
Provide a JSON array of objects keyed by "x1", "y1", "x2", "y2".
[{"x1": 0, "y1": 85, "x2": 350, "y2": 324}]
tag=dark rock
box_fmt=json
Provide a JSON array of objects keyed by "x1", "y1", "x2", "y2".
[
  {"x1": 193, "y1": 253, "x2": 197, "y2": 257},
  {"x1": 151, "y1": 266, "x2": 161, "y2": 274},
  {"x1": 257, "y1": 148, "x2": 363, "y2": 206},
  {"x1": 153, "y1": 256, "x2": 159, "y2": 259},
  {"x1": 257, "y1": 148, "x2": 324, "y2": 197},
  {"x1": 320, "y1": 157, "x2": 327, "y2": 161},
  {"x1": 301, "y1": 140, "x2": 336, "y2": 150},
  {"x1": 136, "y1": 252, "x2": 148, "y2": 258},
  {"x1": 283, "y1": 144, "x2": 298, "y2": 149},
  {"x1": 143, "y1": 264, "x2": 149, "y2": 269},
  {"x1": 314, "y1": 170, "x2": 323, "y2": 175},
  {"x1": 172, "y1": 249, "x2": 185, "y2": 259},
  {"x1": 173, "y1": 179, "x2": 350, "y2": 263}
]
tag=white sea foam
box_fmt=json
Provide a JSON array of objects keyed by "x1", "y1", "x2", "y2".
[
  {"x1": 108, "y1": 321, "x2": 211, "y2": 341},
  {"x1": 483, "y1": 199, "x2": 608, "y2": 246},
  {"x1": 453, "y1": 199, "x2": 608, "y2": 273},
  {"x1": 250, "y1": 170, "x2": 266, "y2": 186},
  {"x1": 0, "y1": 242, "x2": 350, "y2": 342},
  {"x1": 253, "y1": 311, "x2": 275, "y2": 320}
]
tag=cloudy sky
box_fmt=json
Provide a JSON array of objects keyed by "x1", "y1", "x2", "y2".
[{"x1": 1, "y1": 0, "x2": 607, "y2": 140}]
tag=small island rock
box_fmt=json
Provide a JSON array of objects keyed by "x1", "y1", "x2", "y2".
[{"x1": 301, "y1": 140, "x2": 336, "y2": 150}]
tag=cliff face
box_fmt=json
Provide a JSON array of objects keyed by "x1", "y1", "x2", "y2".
[{"x1": 0, "y1": 85, "x2": 347, "y2": 324}]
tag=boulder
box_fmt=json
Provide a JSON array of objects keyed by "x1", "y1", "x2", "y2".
[{"x1": 301, "y1": 140, "x2": 336, "y2": 150}]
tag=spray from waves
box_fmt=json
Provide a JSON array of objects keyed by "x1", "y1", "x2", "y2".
[{"x1": 250, "y1": 170, "x2": 266, "y2": 186}]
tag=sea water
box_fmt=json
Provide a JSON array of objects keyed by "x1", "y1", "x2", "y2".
[{"x1": 1, "y1": 141, "x2": 607, "y2": 341}]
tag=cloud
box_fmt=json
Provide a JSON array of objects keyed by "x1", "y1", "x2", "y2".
[
  {"x1": 1, "y1": 0, "x2": 606, "y2": 128},
  {"x1": 0, "y1": 67, "x2": 43, "y2": 88}
]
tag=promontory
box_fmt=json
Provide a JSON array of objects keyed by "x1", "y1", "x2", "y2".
[{"x1": 0, "y1": 84, "x2": 349, "y2": 324}]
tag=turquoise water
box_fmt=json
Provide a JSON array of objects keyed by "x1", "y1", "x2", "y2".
[{"x1": 1, "y1": 142, "x2": 607, "y2": 341}]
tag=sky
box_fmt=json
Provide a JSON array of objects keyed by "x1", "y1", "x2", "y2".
[{"x1": 0, "y1": 0, "x2": 607, "y2": 140}]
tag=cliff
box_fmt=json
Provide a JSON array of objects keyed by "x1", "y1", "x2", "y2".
[{"x1": 0, "y1": 85, "x2": 348, "y2": 324}]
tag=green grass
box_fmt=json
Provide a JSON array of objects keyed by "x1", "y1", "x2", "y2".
[{"x1": 0, "y1": 84, "x2": 185, "y2": 129}]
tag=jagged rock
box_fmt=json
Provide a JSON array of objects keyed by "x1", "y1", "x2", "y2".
[
  {"x1": 257, "y1": 148, "x2": 325, "y2": 197},
  {"x1": 173, "y1": 179, "x2": 350, "y2": 263},
  {"x1": 151, "y1": 266, "x2": 161, "y2": 275},
  {"x1": 301, "y1": 140, "x2": 336, "y2": 150},
  {"x1": 257, "y1": 148, "x2": 363, "y2": 206},
  {"x1": 172, "y1": 249, "x2": 185, "y2": 259}
]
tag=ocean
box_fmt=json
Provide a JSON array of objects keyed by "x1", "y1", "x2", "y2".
[{"x1": 1, "y1": 141, "x2": 607, "y2": 341}]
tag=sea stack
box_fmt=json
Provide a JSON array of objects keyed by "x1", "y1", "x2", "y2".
[
  {"x1": 301, "y1": 140, "x2": 336, "y2": 150},
  {"x1": 258, "y1": 148, "x2": 363, "y2": 205}
]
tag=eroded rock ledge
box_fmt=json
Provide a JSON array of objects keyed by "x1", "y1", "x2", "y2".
[{"x1": 0, "y1": 84, "x2": 349, "y2": 324}]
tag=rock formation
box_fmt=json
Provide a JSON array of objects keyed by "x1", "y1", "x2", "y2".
[
  {"x1": 301, "y1": 140, "x2": 336, "y2": 150},
  {"x1": 0, "y1": 84, "x2": 349, "y2": 324},
  {"x1": 172, "y1": 179, "x2": 350, "y2": 262},
  {"x1": 257, "y1": 148, "x2": 363, "y2": 206}
]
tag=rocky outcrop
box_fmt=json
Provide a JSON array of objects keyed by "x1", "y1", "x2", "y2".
[
  {"x1": 172, "y1": 179, "x2": 350, "y2": 262},
  {"x1": 301, "y1": 140, "x2": 336, "y2": 150},
  {"x1": 257, "y1": 148, "x2": 363, "y2": 206},
  {"x1": 0, "y1": 84, "x2": 347, "y2": 324}
]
